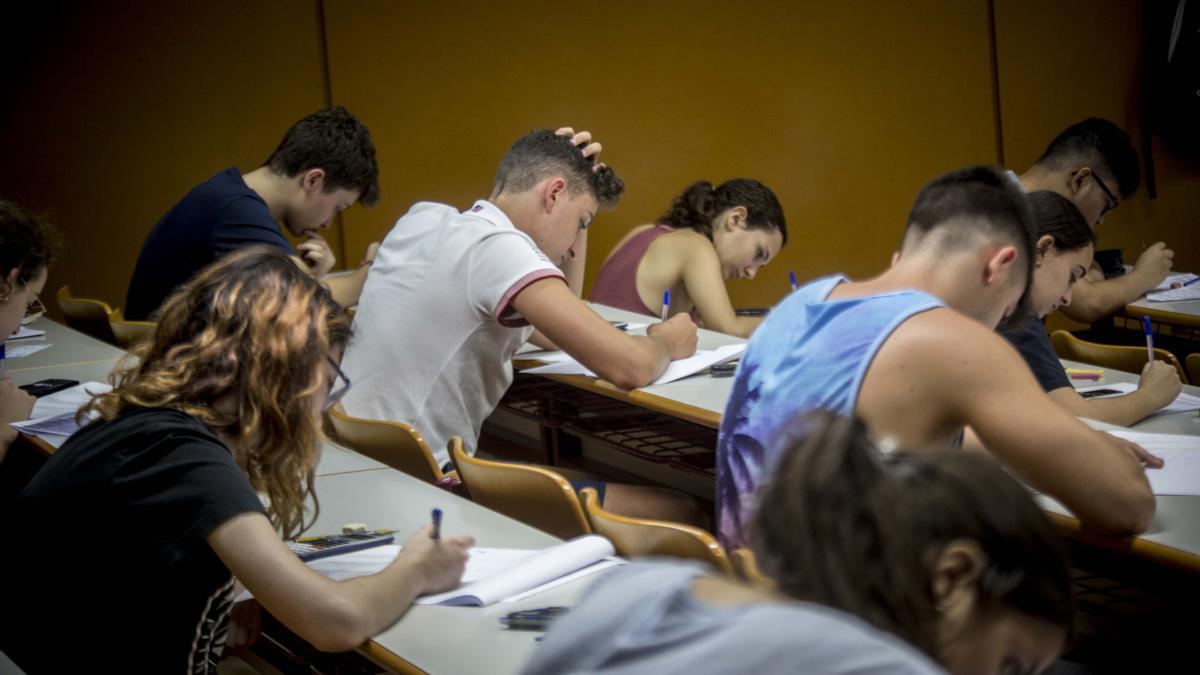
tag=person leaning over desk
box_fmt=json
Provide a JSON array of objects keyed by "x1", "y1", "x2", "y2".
[
  {"x1": 0, "y1": 199, "x2": 59, "y2": 464},
  {"x1": 0, "y1": 248, "x2": 473, "y2": 674},
  {"x1": 1002, "y1": 191, "x2": 1182, "y2": 427},
  {"x1": 717, "y1": 166, "x2": 1159, "y2": 549}
]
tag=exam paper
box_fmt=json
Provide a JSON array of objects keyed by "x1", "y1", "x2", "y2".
[
  {"x1": 521, "y1": 343, "x2": 746, "y2": 387},
  {"x1": 1107, "y1": 430, "x2": 1200, "y2": 496},
  {"x1": 9, "y1": 325, "x2": 46, "y2": 340},
  {"x1": 1075, "y1": 382, "x2": 1200, "y2": 415},
  {"x1": 1151, "y1": 273, "x2": 1199, "y2": 292},
  {"x1": 4, "y1": 343, "x2": 50, "y2": 358}
]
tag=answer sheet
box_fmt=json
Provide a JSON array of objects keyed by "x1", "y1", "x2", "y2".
[{"x1": 1108, "y1": 430, "x2": 1200, "y2": 496}]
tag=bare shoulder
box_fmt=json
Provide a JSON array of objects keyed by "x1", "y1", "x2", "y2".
[
  {"x1": 649, "y1": 228, "x2": 717, "y2": 260},
  {"x1": 874, "y1": 308, "x2": 1022, "y2": 378}
]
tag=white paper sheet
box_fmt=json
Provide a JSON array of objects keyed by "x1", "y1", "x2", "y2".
[
  {"x1": 1075, "y1": 382, "x2": 1200, "y2": 415},
  {"x1": 9, "y1": 325, "x2": 46, "y2": 340},
  {"x1": 4, "y1": 343, "x2": 50, "y2": 358},
  {"x1": 10, "y1": 382, "x2": 111, "y2": 447},
  {"x1": 1151, "y1": 273, "x2": 1199, "y2": 292},
  {"x1": 1146, "y1": 284, "x2": 1200, "y2": 302},
  {"x1": 521, "y1": 344, "x2": 746, "y2": 387},
  {"x1": 1107, "y1": 430, "x2": 1200, "y2": 496}
]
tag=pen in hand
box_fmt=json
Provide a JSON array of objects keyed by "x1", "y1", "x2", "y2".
[
  {"x1": 661, "y1": 291, "x2": 670, "y2": 322},
  {"x1": 1142, "y1": 316, "x2": 1154, "y2": 363},
  {"x1": 431, "y1": 508, "x2": 442, "y2": 540}
]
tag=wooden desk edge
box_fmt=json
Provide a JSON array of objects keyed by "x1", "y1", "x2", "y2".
[
  {"x1": 539, "y1": 373, "x2": 721, "y2": 429},
  {"x1": 1046, "y1": 512, "x2": 1200, "y2": 574},
  {"x1": 1122, "y1": 304, "x2": 1200, "y2": 328},
  {"x1": 358, "y1": 641, "x2": 427, "y2": 675}
]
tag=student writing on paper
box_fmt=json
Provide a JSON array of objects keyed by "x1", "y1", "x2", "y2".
[
  {"x1": 589, "y1": 179, "x2": 788, "y2": 337},
  {"x1": 1002, "y1": 192, "x2": 1182, "y2": 426},
  {"x1": 0, "y1": 200, "x2": 60, "y2": 463},
  {"x1": 1012, "y1": 118, "x2": 1174, "y2": 324},
  {"x1": 124, "y1": 107, "x2": 382, "y2": 319},
  {"x1": 717, "y1": 167, "x2": 1158, "y2": 547},
  {"x1": 0, "y1": 249, "x2": 472, "y2": 673},
  {"x1": 527, "y1": 413, "x2": 1071, "y2": 675},
  {"x1": 342, "y1": 128, "x2": 704, "y2": 526}
]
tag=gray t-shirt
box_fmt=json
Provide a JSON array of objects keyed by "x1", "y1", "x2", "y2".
[{"x1": 522, "y1": 561, "x2": 945, "y2": 675}]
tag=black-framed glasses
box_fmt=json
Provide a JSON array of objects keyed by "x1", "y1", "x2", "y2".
[
  {"x1": 21, "y1": 294, "x2": 46, "y2": 326},
  {"x1": 324, "y1": 356, "x2": 352, "y2": 412},
  {"x1": 1088, "y1": 172, "x2": 1119, "y2": 217}
]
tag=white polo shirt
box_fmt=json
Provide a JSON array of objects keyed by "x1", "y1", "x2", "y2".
[{"x1": 340, "y1": 200, "x2": 564, "y2": 467}]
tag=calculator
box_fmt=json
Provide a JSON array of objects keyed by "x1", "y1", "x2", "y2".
[{"x1": 286, "y1": 531, "x2": 396, "y2": 561}]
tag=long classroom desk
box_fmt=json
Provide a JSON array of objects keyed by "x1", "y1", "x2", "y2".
[
  {"x1": 309, "y1": 464, "x2": 594, "y2": 674},
  {"x1": 1124, "y1": 295, "x2": 1200, "y2": 332},
  {"x1": 507, "y1": 306, "x2": 1200, "y2": 573}
]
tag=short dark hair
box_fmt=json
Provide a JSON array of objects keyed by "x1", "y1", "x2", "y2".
[
  {"x1": 659, "y1": 179, "x2": 787, "y2": 246},
  {"x1": 0, "y1": 199, "x2": 62, "y2": 285},
  {"x1": 903, "y1": 165, "x2": 1036, "y2": 323},
  {"x1": 1034, "y1": 118, "x2": 1140, "y2": 197},
  {"x1": 492, "y1": 129, "x2": 625, "y2": 208},
  {"x1": 265, "y1": 106, "x2": 381, "y2": 207},
  {"x1": 750, "y1": 412, "x2": 1074, "y2": 662},
  {"x1": 1027, "y1": 191, "x2": 1096, "y2": 252}
]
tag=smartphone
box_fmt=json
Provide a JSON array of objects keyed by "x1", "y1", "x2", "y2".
[
  {"x1": 286, "y1": 531, "x2": 395, "y2": 561},
  {"x1": 499, "y1": 606, "x2": 570, "y2": 631},
  {"x1": 1079, "y1": 388, "x2": 1123, "y2": 399},
  {"x1": 710, "y1": 362, "x2": 738, "y2": 378},
  {"x1": 18, "y1": 378, "x2": 79, "y2": 398}
]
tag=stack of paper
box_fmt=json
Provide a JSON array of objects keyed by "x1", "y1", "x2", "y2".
[
  {"x1": 1107, "y1": 430, "x2": 1200, "y2": 496},
  {"x1": 1076, "y1": 382, "x2": 1200, "y2": 416},
  {"x1": 10, "y1": 382, "x2": 111, "y2": 448}
]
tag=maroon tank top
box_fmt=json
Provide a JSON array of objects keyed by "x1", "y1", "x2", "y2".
[{"x1": 589, "y1": 224, "x2": 675, "y2": 316}]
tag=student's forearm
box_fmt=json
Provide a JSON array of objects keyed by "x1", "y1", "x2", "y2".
[
  {"x1": 1048, "y1": 387, "x2": 1159, "y2": 428},
  {"x1": 703, "y1": 314, "x2": 762, "y2": 339},
  {"x1": 594, "y1": 335, "x2": 670, "y2": 389},
  {"x1": 527, "y1": 329, "x2": 558, "y2": 351},
  {"x1": 1058, "y1": 272, "x2": 1155, "y2": 323}
]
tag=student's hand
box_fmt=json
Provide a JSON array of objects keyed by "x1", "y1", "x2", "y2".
[
  {"x1": 225, "y1": 599, "x2": 262, "y2": 649},
  {"x1": 398, "y1": 525, "x2": 474, "y2": 594},
  {"x1": 0, "y1": 378, "x2": 36, "y2": 444},
  {"x1": 555, "y1": 127, "x2": 604, "y2": 168},
  {"x1": 298, "y1": 233, "x2": 337, "y2": 277},
  {"x1": 1138, "y1": 360, "x2": 1183, "y2": 410},
  {"x1": 1133, "y1": 242, "x2": 1174, "y2": 288},
  {"x1": 1112, "y1": 436, "x2": 1165, "y2": 469},
  {"x1": 647, "y1": 314, "x2": 699, "y2": 360}
]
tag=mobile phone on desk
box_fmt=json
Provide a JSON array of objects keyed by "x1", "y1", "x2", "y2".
[
  {"x1": 18, "y1": 379, "x2": 79, "y2": 398},
  {"x1": 1079, "y1": 388, "x2": 1123, "y2": 399},
  {"x1": 500, "y1": 606, "x2": 570, "y2": 631},
  {"x1": 287, "y1": 530, "x2": 395, "y2": 561},
  {"x1": 710, "y1": 362, "x2": 738, "y2": 377}
]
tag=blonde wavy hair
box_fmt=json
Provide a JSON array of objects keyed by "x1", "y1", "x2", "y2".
[{"x1": 85, "y1": 246, "x2": 350, "y2": 538}]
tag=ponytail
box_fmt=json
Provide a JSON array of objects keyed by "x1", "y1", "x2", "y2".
[{"x1": 659, "y1": 181, "x2": 718, "y2": 237}]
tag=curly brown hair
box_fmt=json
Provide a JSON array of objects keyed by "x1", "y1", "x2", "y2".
[
  {"x1": 0, "y1": 199, "x2": 63, "y2": 285},
  {"x1": 85, "y1": 246, "x2": 351, "y2": 538}
]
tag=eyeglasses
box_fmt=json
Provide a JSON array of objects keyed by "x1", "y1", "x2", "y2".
[
  {"x1": 1088, "y1": 172, "x2": 1119, "y2": 217},
  {"x1": 21, "y1": 294, "x2": 46, "y2": 326},
  {"x1": 323, "y1": 356, "x2": 352, "y2": 412}
]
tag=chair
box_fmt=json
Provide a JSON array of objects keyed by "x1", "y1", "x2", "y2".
[
  {"x1": 55, "y1": 285, "x2": 118, "y2": 344},
  {"x1": 323, "y1": 264, "x2": 370, "y2": 309},
  {"x1": 449, "y1": 437, "x2": 591, "y2": 539},
  {"x1": 730, "y1": 547, "x2": 774, "y2": 589},
  {"x1": 1050, "y1": 330, "x2": 1186, "y2": 381},
  {"x1": 579, "y1": 487, "x2": 733, "y2": 575},
  {"x1": 108, "y1": 309, "x2": 157, "y2": 349},
  {"x1": 326, "y1": 404, "x2": 448, "y2": 485},
  {"x1": 1187, "y1": 354, "x2": 1199, "y2": 386}
]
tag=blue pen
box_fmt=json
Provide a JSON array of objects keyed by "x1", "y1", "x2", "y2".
[
  {"x1": 431, "y1": 508, "x2": 442, "y2": 540},
  {"x1": 661, "y1": 290, "x2": 670, "y2": 321},
  {"x1": 0, "y1": 343, "x2": 5, "y2": 379},
  {"x1": 1182, "y1": 276, "x2": 1200, "y2": 288},
  {"x1": 788, "y1": 271, "x2": 798, "y2": 292},
  {"x1": 1142, "y1": 316, "x2": 1154, "y2": 363}
]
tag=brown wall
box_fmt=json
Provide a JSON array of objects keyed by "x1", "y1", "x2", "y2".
[
  {"x1": 0, "y1": 0, "x2": 329, "y2": 316},
  {"x1": 3, "y1": 1, "x2": 1194, "y2": 320}
]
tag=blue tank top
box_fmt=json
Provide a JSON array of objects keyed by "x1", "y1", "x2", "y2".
[{"x1": 715, "y1": 275, "x2": 944, "y2": 548}]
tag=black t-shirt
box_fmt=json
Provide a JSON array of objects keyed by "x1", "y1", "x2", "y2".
[
  {"x1": 1002, "y1": 312, "x2": 1072, "y2": 393},
  {"x1": 124, "y1": 167, "x2": 295, "y2": 320},
  {"x1": 0, "y1": 407, "x2": 266, "y2": 673}
]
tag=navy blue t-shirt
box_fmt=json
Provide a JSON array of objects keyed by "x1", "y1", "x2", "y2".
[
  {"x1": 125, "y1": 167, "x2": 295, "y2": 319},
  {"x1": 1002, "y1": 312, "x2": 1071, "y2": 393}
]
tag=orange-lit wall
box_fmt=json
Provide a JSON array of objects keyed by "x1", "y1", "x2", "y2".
[{"x1": 2, "y1": 1, "x2": 1193, "y2": 320}]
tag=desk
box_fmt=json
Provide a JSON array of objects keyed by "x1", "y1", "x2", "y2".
[
  {"x1": 5, "y1": 318, "x2": 125, "y2": 372},
  {"x1": 1124, "y1": 296, "x2": 1200, "y2": 333},
  {"x1": 310, "y1": 466, "x2": 592, "y2": 674}
]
